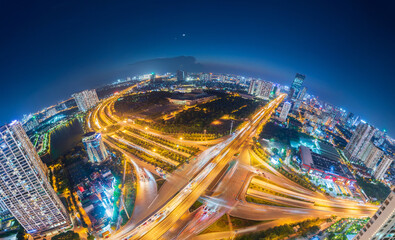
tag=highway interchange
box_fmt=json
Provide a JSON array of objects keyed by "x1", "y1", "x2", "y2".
[{"x1": 86, "y1": 82, "x2": 377, "y2": 240}]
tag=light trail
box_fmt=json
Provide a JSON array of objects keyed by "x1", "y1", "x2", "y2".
[{"x1": 107, "y1": 94, "x2": 286, "y2": 240}]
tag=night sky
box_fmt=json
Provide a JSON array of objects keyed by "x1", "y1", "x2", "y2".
[{"x1": 1, "y1": 0, "x2": 394, "y2": 136}]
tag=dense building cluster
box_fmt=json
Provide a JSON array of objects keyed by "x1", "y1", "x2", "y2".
[
  {"x1": 0, "y1": 70, "x2": 393, "y2": 238},
  {"x1": 72, "y1": 89, "x2": 99, "y2": 112},
  {"x1": 76, "y1": 169, "x2": 115, "y2": 233}
]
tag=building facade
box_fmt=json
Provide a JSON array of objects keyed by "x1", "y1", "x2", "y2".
[
  {"x1": 289, "y1": 73, "x2": 305, "y2": 100},
  {"x1": 296, "y1": 86, "x2": 307, "y2": 100},
  {"x1": 176, "y1": 70, "x2": 187, "y2": 81},
  {"x1": 72, "y1": 89, "x2": 99, "y2": 112},
  {"x1": 200, "y1": 73, "x2": 211, "y2": 81},
  {"x1": 374, "y1": 155, "x2": 393, "y2": 180},
  {"x1": 248, "y1": 79, "x2": 273, "y2": 100},
  {"x1": 300, "y1": 146, "x2": 356, "y2": 185},
  {"x1": 279, "y1": 102, "x2": 292, "y2": 122},
  {"x1": 0, "y1": 121, "x2": 71, "y2": 237},
  {"x1": 22, "y1": 116, "x2": 39, "y2": 132},
  {"x1": 82, "y1": 132, "x2": 109, "y2": 163},
  {"x1": 354, "y1": 188, "x2": 395, "y2": 240},
  {"x1": 361, "y1": 142, "x2": 384, "y2": 169},
  {"x1": 344, "y1": 122, "x2": 376, "y2": 162},
  {"x1": 45, "y1": 107, "x2": 58, "y2": 119}
]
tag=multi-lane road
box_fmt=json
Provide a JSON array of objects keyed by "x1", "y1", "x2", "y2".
[
  {"x1": 101, "y1": 94, "x2": 287, "y2": 240},
  {"x1": 86, "y1": 83, "x2": 376, "y2": 240}
]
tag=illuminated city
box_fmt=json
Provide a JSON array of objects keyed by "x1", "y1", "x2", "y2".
[{"x1": 1, "y1": 1, "x2": 395, "y2": 240}]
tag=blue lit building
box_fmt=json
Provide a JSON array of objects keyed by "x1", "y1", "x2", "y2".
[
  {"x1": 82, "y1": 132, "x2": 109, "y2": 163},
  {"x1": 289, "y1": 73, "x2": 305, "y2": 100}
]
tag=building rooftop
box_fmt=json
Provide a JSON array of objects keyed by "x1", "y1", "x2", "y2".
[
  {"x1": 83, "y1": 132, "x2": 97, "y2": 137},
  {"x1": 301, "y1": 145, "x2": 355, "y2": 181}
]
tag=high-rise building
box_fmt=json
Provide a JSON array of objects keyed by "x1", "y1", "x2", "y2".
[
  {"x1": 45, "y1": 107, "x2": 58, "y2": 119},
  {"x1": 361, "y1": 142, "x2": 384, "y2": 169},
  {"x1": 344, "y1": 122, "x2": 376, "y2": 162},
  {"x1": 374, "y1": 155, "x2": 393, "y2": 180},
  {"x1": 248, "y1": 79, "x2": 259, "y2": 95},
  {"x1": 176, "y1": 70, "x2": 187, "y2": 81},
  {"x1": 72, "y1": 89, "x2": 99, "y2": 112},
  {"x1": 82, "y1": 132, "x2": 109, "y2": 163},
  {"x1": 296, "y1": 86, "x2": 307, "y2": 100},
  {"x1": 0, "y1": 121, "x2": 71, "y2": 237},
  {"x1": 248, "y1": 80, "x2": 274, "y2": 100},
  {"x1": 149, "y1": 72, "x2": 156, "y2": 82},
  {"x1": 271, "y1": 85, "x2": 278, "y2": 97},
  {"x1": 0, "y1": 200, "x2": 9, "y2": 217},
  {"x1": 289, "y1": 73, "x2": 305, "y2": 100},
  {"x1": 22, "y1": 116, "x2": 39, "y2": 132},
  {"x1": 279, "y1": 102, "x2": 292, "y2": 122},
  {"x1": 259, "y1": 81, "x2": 274, "y2": 99},
  {"x1": 200, "y1": 73, "x2": 211, "y2": 81},
  {"x1": 354, "y1": 188, "x2": 395, "y2": 240},
  {"x1": 55, "y1": 102, "x2": 67, "y2": 112}
]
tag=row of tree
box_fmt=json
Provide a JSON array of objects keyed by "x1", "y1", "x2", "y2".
[
  {"x1": 117, "y1": 131, "x2": 188, "y2": 163},
  {"x1": 126, "y1": 127, "x2": 200, "y2": 154},
  {"x1": 107, "y1": 136, "x2": 175, "y2": 172}
]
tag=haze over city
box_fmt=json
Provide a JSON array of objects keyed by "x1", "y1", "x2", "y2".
[{"x1": 0, "y1": 1, "x2": 394, "y2": 240}]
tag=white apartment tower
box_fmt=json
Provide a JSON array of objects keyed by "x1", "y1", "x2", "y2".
[
  {"x1": 248, "y1": 80, "x2": 273, "y2": 100},
  {"x1": 72, "y1": 89, "x2": 99, "y2": 112},
  {"x1": 361, "y1": 142, "x2": 384, "y2": 169},
  {"x1": 279, "y1": 102, "x2": 292, "y2": 122},
  {"x1": 0, "y1": 121, "x2": 71, "y2": 236},
  {"x1": 374, "y1": 155, "x2": 393, "y2": 180},
  {"x1": 345, "y1": 122, "x2": 376, "y2": 161},
  {"x1": 354, "y1": 188, "x2": 395, "y2": 240}
]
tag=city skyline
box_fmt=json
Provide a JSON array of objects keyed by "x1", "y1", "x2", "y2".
[
  {"x1": 0, "y1": 70, "x2": 393, "y2": 239},
  {"x1": 1, "y1": 1, "x2": 395, "y2": 239},
  {"x1": 10, "y1": 69, "x2": 394, "y2": 140},
  {"x1": 1, "y1": 1, "x2": 395, "y2": 136}
]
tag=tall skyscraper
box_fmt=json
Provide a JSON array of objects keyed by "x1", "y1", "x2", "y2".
[
  {"x1": 248, "y1": 79, "x2": 260, "y2": 95},
  {"x1": 344, "y1": 122, "x2": 376, "y2": 162},
  {"x1": 374, "y1": 155, "x2": 393, "y2": 180},
  {"x1": 176, "y1": 70, "x2": 186, "y2": 81},
  {"x1": 354, "y1": 188, "x2": 395, "y2": 240},
  {"x1": 279, "y1": 102, "x2": 292, "y2": 122},
  {"x1": 361, "y1": 142, "x2": 384, "y2": 169},
  {"x1": 0, "y1": 121, "x2": 71, "y2": 237},
  {"x1": 72, "y1": 89, "x2": 99, "y2": 112},
  {"x1": 296, "y1": 86, "x2": 307, "y2": 100},
  {"x1": 150, "y1": 72, "x2": 156, "y2": 82},
  {"x1": 82, "y1": 132, "x2": 109, "y2": 163},
  {"x1": 289, "y1": 73, "x2": 305, "y2": 100},
  {"x1": 248, "y1": 80, "x2": 274, "y2": 100}
]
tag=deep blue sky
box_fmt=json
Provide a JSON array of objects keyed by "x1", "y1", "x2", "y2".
[{"x1": 0, "y1": 0, "x2": 394, "y2": 136}]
